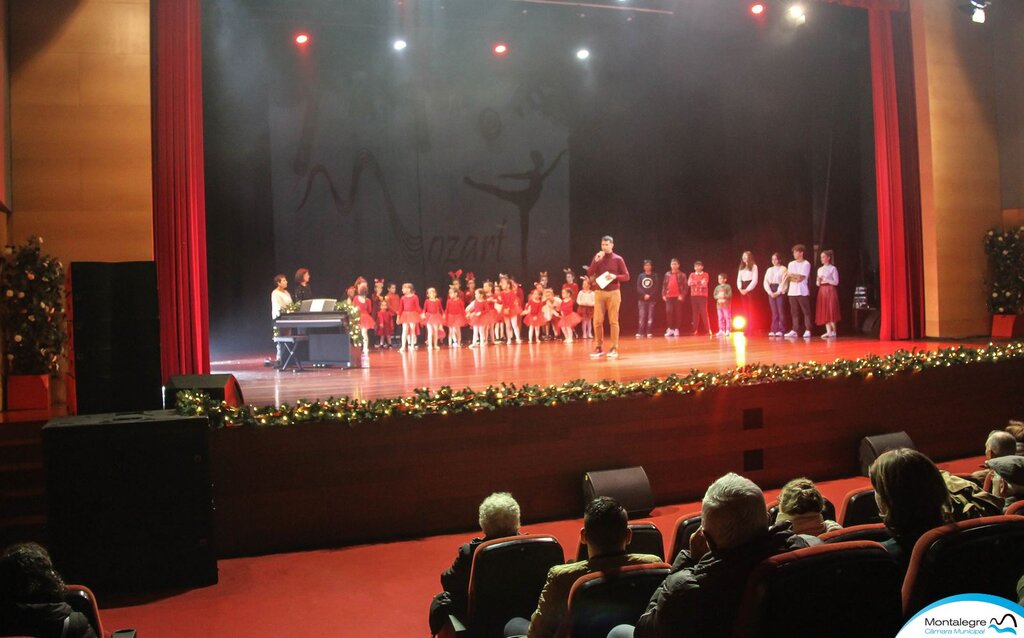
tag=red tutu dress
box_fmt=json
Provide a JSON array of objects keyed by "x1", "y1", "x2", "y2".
[
  {"x1": 481, "y1": 294, "x2": 500, "y2": 327},
  {"x1": 397, "y1": 294, "x2": 422, "y2": 326},
  {"x1": 353, "y1": 295, "x2": 376, "y2": 330},
  {"x1": 466, "y1": 299, "x2": 488, "y2": 327},
  {"x1": 558, "y1": 298, "x2": 582, "y2": 330},
  {"x1": 445, "y1": 297, "x2": 467, "y2": 328},
  {"x1": 523, "y1": 299, "x2": 547, "y2": 328},
  {"x1": 499, "y1": 289, "x2": 521, "y2": 319},
  {"x1": 423, "y1": 298, "x2": 446, "y2": 337},
  {"x1": 376, "y1": 308, "x2": 395, "y2": 338}
]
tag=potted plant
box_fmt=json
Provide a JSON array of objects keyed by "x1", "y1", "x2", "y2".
[{"x1": 0, "y1": 236, "x2": 67, "y2": 411}]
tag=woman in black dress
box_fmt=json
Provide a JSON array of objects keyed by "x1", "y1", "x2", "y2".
[{"x1": 293, "y1": 267, "x2": 313, "y2": 303}]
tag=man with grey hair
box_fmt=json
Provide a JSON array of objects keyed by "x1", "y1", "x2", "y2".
[
  {"x1": 613, "y1": 473, "x2": 812, "y2": 638},
  {"x1": 987, "y1": 430, "x2": 1018, "y2": 460},
  {"x1": 429, "y1": 492, "x2": 522, "y2": 634}
]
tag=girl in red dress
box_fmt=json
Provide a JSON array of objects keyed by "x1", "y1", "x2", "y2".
[
  {"x1": 521, "y1": 289, "x2": 547, "y2": 343},
  {"x1": 498, "y1": 277, "x2": 522, "y2": 344},
  {"x1": 397, "y1": 283, "x2": 422, "y2": 351},
  {"x1": 353, "y1": 282, "x2": 376, "y2": 350},
  {"x1": 466, "y1": 288, "x2": 489, "y2": 348},
  {"x1": 421, "y1": 287, "x2": 446, "y2": 350},
  {"x1": 376, "y1": 300, "x2": 394, "y2": 348},
  {"x1": 444, "y1": 286, "x2": 467, "y2": 348},
  {"x1": 480, "y1": 280, "x2": 500, "y2": 343},
  {"x1": 462, "y1": 273, "x2": 477, "y2": 307},
  {"x1": 557, "y1": 287, "x2": 582, "y2": 343},
  {"x1": 815, "y1": 249, "x2": 841, "y2": 339}
]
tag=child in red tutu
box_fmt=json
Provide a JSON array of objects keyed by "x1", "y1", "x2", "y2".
[
  {"x1": 466, "y1": 288, "x2": 489, "y2": 348},
  {"x1": 577, "y1": 277, "x2": 595, "y2": 340},
  {"x1": 521, "y1": 288, "x2": 547, "y2": 343},
  {"x1": 815, "y1": 249, "x2": 841, "y2": 339},
  {"x1": 498, "y1": 276, "x2": 522, "y2": 344},
  {"x1": 353, "y1": 282, "x2": 376, "y2": 349},
  {"x1": 558, "y1": 287, "x2": 582, "y2": 343},
  {"x1": 422, "y1": 287, "x2": 446, "y2": 350},
  {"x1": 376, "y1": 300, "x2": 394, "y2": 348},
  {"x1": 480, "y1": 280, "x2": 500, "y2": 343},
  {"x1": 445, "y1": 286, "x2": 467, "y2": 347},
  {"x1": 397, "y1": 283, "x2": 422, "y2": 351}
]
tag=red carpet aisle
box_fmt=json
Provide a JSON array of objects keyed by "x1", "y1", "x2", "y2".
[{"x1": 99, "y1": 457, "x2": 983, "y2": 637}]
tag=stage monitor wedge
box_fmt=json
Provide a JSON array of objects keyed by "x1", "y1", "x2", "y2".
[
  {"x1": 583, "y1": 466, "x2": 654, "y2": 518},
  {"x1": 859, "y1": 431, "x2": 916, "y2": 476},
  {"x1": 164, "y1": 373, "x2": 244, "y2": 409},
  {"x1": 43, "y1": 411, "x2": 218, "y2": 592}
]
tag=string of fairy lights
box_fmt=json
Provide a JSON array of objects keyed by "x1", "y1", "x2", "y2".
[{"x1": 174, "y1": 341, "x2": 1024, "y2": 429}]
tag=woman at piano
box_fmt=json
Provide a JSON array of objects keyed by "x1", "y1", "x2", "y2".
[
  {"x1": 271, "y1": 274, "x2": 293, "y2": 367},
  {"x1": 293, "y1": 268, "x2": 312, "y2": 303}
]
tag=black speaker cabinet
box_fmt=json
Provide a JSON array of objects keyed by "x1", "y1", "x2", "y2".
[
  {"x1": 43, "y1": 411, "x2": 217, "y2": 591},
  {"x1": 164, "y1": 374, "x2": 244, "y2": 409},
  {"x1": 583, "y1": 466, "x2": 654, "y2": 518},
  {"x1": 859, "y1": 431, "x2": 916, "y2": 476}
]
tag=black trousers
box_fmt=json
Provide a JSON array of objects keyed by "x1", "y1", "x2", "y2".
[
  {"x1": 788, "y1": 295, "x2": 813, "y2": 333},
  {"x1": 691, "y1": 296, "x2": 710, "y2": 334}
]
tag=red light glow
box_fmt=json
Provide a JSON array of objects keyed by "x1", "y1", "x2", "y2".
[
  {"x1": 493, "y1": 43, "x2": 509, "y2": 56},
  {"x1": 732, "y1": 315, "x2": 748, "y2": 332},
  {"x1": 295, "y1": 33, "x2": 310, "y2": 45},
  {"x1": 750, "y1": 3, "x2": 765, "y2": 15}
]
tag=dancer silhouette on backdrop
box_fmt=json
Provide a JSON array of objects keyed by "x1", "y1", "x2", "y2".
[{"x1": 463, "y1": 148, "x2": 568, "y2": 273}]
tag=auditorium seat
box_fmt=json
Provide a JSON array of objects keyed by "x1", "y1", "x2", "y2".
[
  {"x1": 64, "y1": 585, "x2": 105, "y2": 637},
  {"x1": 766, "y1": 497, "x2": 836, "y2": 524},
  {"x1": 903, "y1": 515, "x2": 1024, "y2": 617},
  {"x1": 565, "y1": 562, "x2": 671, "y2": 638},
  {"x1": 438, "y1": 534, "x2": 564, "y2": 638},
  {"x1": 838, "y1": 487, "x2": 881, "y2": 527},
  {"x1": 575, "y1": 523, "x2": 665, "y2": 562},
  {"x1": 735, "y1": 541, "x2": 903, "y2": 638},
  {"x1": 819, "y1": 523, "x2": 891, "y2": 544},
  {"x1": 667, "y1": 511, "x2": 702, "y2": 563},
  {"x1": 1005, "y1": 500, "x2": 1024, "y2": 516}
]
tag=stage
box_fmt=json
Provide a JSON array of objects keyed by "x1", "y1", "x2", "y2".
[{"x1": 213, "y1": 335, "x2": 972, "y2": 406}]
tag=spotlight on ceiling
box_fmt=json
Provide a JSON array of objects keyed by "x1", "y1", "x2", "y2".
[
  {"x1": 294, "y1": 33, "x2": 310, "y2": 45},
  {"x1": 393, "y1": 39, "x2": 408, "y2": 51},
  {"x1": 787, "y1": 4, "x2": 806, "y2": 24},
  {"x1": 576, "y1": 48, "x2": 590, "y2": 60},
  {"x1": 750, "y1": 3, "x2": 765, "y2": 16},
  {"x1": 493, "y1": 42, "x2": 509, "y2": 56},
  {"x1": 959, "y1": 0, "x2": 990, "y2": 23}
]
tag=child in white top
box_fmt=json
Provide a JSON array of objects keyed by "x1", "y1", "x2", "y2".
[
  {"x1": 576, "y1": 278, "x2": 596, "y2": 340},
  {"x1": 785, "y1": 244, "x2": 813, "y2": 338},
  {"x1": 762, "y1": 253, "x2": 788, "y2": 337}
]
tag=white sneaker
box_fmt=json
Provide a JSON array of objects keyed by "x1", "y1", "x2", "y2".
[
  {"x1": 665, "y1": 329, "x2": 673, "y2": 337},
  {"x1": 803, "y1": 331, "x2": 811, "y2": 338},
  {"x1": 635, "y1": 333, "x2": 643, "y2": 338},
  {"x1": 715, "y1": 330, "x2": 724, "y2": 337},
  {"x1": 673, "y1": 329, "x2": 681, "y2": 336},
  {"x1": 646, "y1": 334, "x2": 653, "y2": 338},
  {"x1": 724, "y1": 331, "x2": 730, "y2": 336},
  {"x1": 784, "y1": 331, "x2": 798, "y2": 338}
]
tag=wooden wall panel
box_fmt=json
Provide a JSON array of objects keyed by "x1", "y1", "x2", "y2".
[
  {"x1": 9, "y1": 0, "x2": 152, "y2": 263},
  {"x1": 210, "y1": 360, "x2": 1024, "y2": 557}
]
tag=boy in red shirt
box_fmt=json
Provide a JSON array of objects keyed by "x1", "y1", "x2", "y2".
[{"x1": 688, "y1": 261, "x2": 711, "y2": 336}]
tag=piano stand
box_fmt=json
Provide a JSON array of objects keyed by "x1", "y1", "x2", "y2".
[{"x1": 273, "y1": 335, "x2": 309, "y2": 371}]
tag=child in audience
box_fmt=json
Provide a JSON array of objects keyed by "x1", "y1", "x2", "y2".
[
  {"x1": 522, "y1": 289, "x2": 547, "y2": 343},
  {"x1": 713, "y1": 273, "x2": 732, "y2": 337},
  {"x1": 688, "y1": 261, "x2": 711, "y2": 336},
  {"x1": 558, "y1": 288, "x2": 582, "y2": 343},
  {"x1": 815, "y1": 249, "x2": 840, "y2": 339},
  {"x1": 785, "y1": 244, "x2": 813, "y2": 339},
  {"x1": 576, "y1": 277, "x2": 595, "y2": 340},
  {"x1": 445, "y1": 286, "x2": 467, "y2": 348},
  {"x1": 397, "y1": 283, "x2": 421, "y2": 351},
  {"x1": 776, "y1": 477, "x2": 842, "y2": 536},
  {"x1": 422, "y1": 287, "x2": 445, "y2": 350}
]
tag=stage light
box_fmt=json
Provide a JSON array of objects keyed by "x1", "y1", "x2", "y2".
[
  {"x1": 576, "y1": 48, "x2": 590, "y2": 60},
  {"x1": 959, "y1": 0, "x2": 990, "y2": 24},
  {"x1": 493, "y1": 42, "x2": 509, "y2": 56},
  {"x1": 732, "y1": 316, "x2": 748, "y2": 332},
  {"x1": 972, "y1": 7, "x2": 986, "y2": 22},
  {"x1": 294, "y1": 33, "x2": 310, "y2": 45},
  {"x1": 393, "y1": 39, "x2": 408, "y2": 51},
  {"x1": 787, "y1": 4, "x2": 806, "y2": 24},
  {"x1": 750, "y1": 3, "x2": 765, "y2": 16}
]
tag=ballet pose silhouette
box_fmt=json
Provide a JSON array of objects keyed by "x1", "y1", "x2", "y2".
[{"x1": 463, "y1": 148, "x2": 568, "y2": 272}]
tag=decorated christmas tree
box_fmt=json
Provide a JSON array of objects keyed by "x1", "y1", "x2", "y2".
[{"x1": 1, "y1": 237, "x2": 67, "y2": 375}]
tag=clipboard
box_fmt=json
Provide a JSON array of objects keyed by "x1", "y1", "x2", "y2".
[{"x1": 596, "y1": 271, "x2": 616, "y2": 290}]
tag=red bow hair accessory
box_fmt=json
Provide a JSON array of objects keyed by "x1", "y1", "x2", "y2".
[
  {"x1": 448, "y1": 269, "x2": 463, "y2": 280},
  {"x1": 465, "y1": 272, "x2": 476, "y2": 281}
]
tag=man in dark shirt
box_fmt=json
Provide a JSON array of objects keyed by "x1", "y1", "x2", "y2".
[
  {"x1": 610, "y1": 473, "x2": 813, "y2": 638},
  {"x1": 635, "y1": 260, "x2": 660, "y2": 338},
  {"x1": 587, "y1": 235, "x2": 630, "y2": 359}
]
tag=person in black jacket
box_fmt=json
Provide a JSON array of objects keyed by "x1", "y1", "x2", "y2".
[
  {"x1": 635, "y1": 260, "x2": 660, "y2": 338},
  {"x1": 0, "y1": 543, "x2": 98, "y2": 638},
  {"x1": 428, "y1": 492, "x2": 522, "y2": 634}
]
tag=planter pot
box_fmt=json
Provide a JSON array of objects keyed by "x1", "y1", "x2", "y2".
[
  {"x1": 5, "y1": 374, "x2": 51, "y2": 411},
  {"x1": 992, "y1": 315, "x2": 1024, "y2": 339}
]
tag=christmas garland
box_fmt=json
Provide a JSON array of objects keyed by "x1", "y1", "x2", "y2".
[
  {"x1": 985, "y1": 227, "x2": 1024, "y2": 315},
  {"x1": 175, "y1": 341, "x2": 1024, "y2": 429},
  {"x1": 279, "y1": 299, "x2": 363, "y2": 348}
]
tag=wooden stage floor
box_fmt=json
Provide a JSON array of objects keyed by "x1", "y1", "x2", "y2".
[{"x1": 212, "y1": 335, "x2": 975, "y2": 406}]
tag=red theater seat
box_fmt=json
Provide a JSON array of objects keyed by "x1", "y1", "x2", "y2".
[
  {"x1": 735, "y1": 541, "x2": 903, "y2": 638},
  {"x1": 438, "y1": 534, "x2": 564, "y2": 638},
  {"x1": 838, "y1": 487, "x2": 881, "y2": 527},
  {"x1": 566, "y1": 562, "x2": 671, "y2": 638},
  {"x1": 64, "y1": 585, "x2": 105, "y2": 638},
  {"x1": 902, "y1": 515, "x2": 1024, "y2": 617},
  {"x1": 819, "y1": 523, "x2": 891, "y2": 544},
  {"x1": 575, "y1": 522, "x2": 665, "y2": 562},
  {"x1": 667, "y1": 511, "x2": 702, "y2": 563},
  {"x1": 1005, "y1": 499, "x2": 1024, "y2": 516}
]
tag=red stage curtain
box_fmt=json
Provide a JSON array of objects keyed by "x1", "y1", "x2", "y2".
[
  {"x1": 869, "y1": 8, "x2": 921, "y2": 340},
  {"x1": 151, "y1": 0, "x2": 210, "y2": 380}
]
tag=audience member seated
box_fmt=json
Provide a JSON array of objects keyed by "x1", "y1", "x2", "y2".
[
  {"x1": 985, "y1": 455, "x2": 1024, "y2": 508},
  {"x1": 973, "y1": 430, "x2": 1019, "y2": 485},
  {"x1": 429, "y1": 492, "x2": 523, "y2": 635},
  {"x1": 1006, "y1": 420, "x2": 1024, "y2": 455},
  {"x1": 610, "y1": 473, "x2": 813, "y2": 638},
  {"x1": 503, "y1": 497, "x2": 662, "y2": 638},
  {"x1": 0, "y1": 543, "x2": 98, "y2": 638},
  {"x1": 775, "y1": 477, "x2": 842, "y2": 536},
  {"x1": 869, "y1": 449, "x2": 951, "y2": 573}
]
